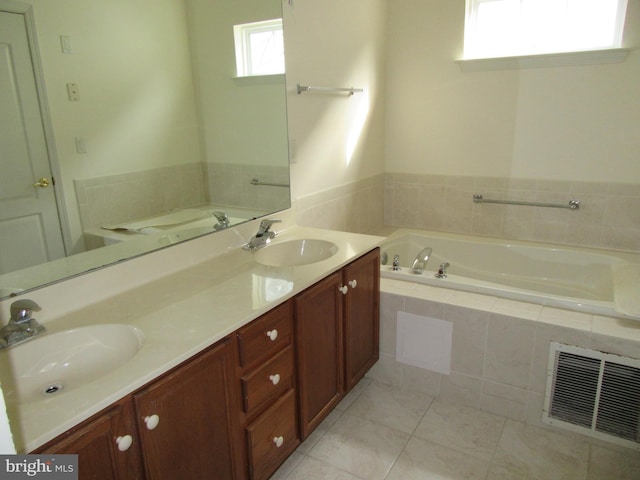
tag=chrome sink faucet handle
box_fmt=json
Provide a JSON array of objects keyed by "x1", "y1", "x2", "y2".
[
  {"x1": 10, "y1": 299, "x2": 41, "y2": 324},
  {"x1": 244, "y1": 218, "x2": 281, "y2": 250},
  {"x1": 1, "y1": 299, "x2": 46, "y2": 349},
  {"x1": 212, "y1": 211, "x2": 230, "y2": 230},
  {"x1": 256, "y1": 218, "x2": 281, "y2": 237}
]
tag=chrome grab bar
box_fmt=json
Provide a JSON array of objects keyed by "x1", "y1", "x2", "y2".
[
  {"x1": 250, "y1": 178, "x2": 290, "y2": 188},
  {"x1": 296, "y1": 84, "x2": 363, "y2": 95},
  {"x1": 473, "y1": 194, "x2": 580, "y2": 210}
]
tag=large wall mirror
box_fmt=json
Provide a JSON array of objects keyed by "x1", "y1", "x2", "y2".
[{"x1": 0, "y1": 0, "x2": 291, "y2": 300}]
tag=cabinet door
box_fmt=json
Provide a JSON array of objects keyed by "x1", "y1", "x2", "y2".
[
  {"x1": 133, "y1": 338, "x2": 241, "y2": 480},
  {"x1": 39, "y1": 399, "x2": 143, "y2": 480},
  {"x1": 294, "y1": 272, "x2": 344, "y2": 439},
  {"x1": 343, "y1": 249, "x2": 380, "y2": 391}
]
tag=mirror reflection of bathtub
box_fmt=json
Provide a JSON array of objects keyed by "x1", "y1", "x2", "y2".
[
  {"x1": 83, "y1": 206, "x2": 264, "y2": 248},
  {"x1": 380, "y1": 229, "x2": 640, "y2": 321}
]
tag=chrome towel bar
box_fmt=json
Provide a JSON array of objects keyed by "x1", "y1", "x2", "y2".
[
  {"x1": 250, "y1": 178, "x2": 290, "y2": 188},
  {"x1": 296, "y1": 83, "x2": 363, "y2": 95},
  {"x1": 473, "y1": 194, "x2": 580, "y2": 210}
]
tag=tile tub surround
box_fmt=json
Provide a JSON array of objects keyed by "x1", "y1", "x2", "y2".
[
  {"x1": 384, "y1": 173, "x2": 640, "y2": 253},
  {"x1": 74, "y1": 161, "x2": 290, "y2": 236},
  {"x1": 373, "y1": 278, "x2": 640, "y2": 431},
  {"x1": 75, "y1": 163, "x2": 209, "y2": 231},
  {"x1": 0, "y1": 213, "x2": 384, "y2": 453},
  {"x1": 206, "y1": 162, "x2": 290, "y2": 213},
  {"x1": 272, "y1": 379, "x2": 640, "y2": 480}
]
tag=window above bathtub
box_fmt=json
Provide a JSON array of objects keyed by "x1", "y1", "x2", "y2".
[
  {"x1": 459, "y1": 0, "x2": 630, "y2": 70},
  {"x1": 233, "y1": 18, "x2": 285, "y2": 78}
]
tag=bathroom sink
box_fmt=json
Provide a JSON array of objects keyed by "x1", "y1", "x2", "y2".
[
  {"x1": 253, "y1": 239, "x2": 339, "y2": 267},
  {"x1": 0, "y1": 324, "x2": 144, "y2": 404}
]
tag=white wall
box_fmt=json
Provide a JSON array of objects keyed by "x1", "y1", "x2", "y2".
[
  {"x1": 283, "y1": 0, "x2": 388, "y2": 201},
  {"x1": 31, "y1": 0, "x2": 201, "y2": 251},
  {"x1": 187, "y1": 0, "x2": 289, "y2": 168},
  {"x1": 385, "y1": 0, "x2": 640, "y2": 182}
]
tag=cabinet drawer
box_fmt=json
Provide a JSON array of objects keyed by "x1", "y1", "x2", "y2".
[
  {"x1": 246, "y1": 389, "x2": 299, "y2": 480},
  {"x1": 241, "y1": 346, "x2": 294, "y2": 415},
  {"x1": 237, "y1": 301, "x2": 292, "y2": 368}
]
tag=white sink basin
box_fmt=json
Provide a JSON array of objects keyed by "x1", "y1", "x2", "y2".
[
  {"x1": 0, "y1": 324, "x2": 144, "y2": 404},
  {"x1": 253, "y1": 239, "x2": 339, "y2": 267}
]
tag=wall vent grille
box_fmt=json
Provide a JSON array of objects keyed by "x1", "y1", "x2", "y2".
[{"x1": 543, "y1": 342, "x2": 640, "y2": 451}]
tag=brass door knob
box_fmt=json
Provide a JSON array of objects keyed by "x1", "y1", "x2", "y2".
[{"x1": 33, "y1": 178, "x2": 50, "y2": 188}]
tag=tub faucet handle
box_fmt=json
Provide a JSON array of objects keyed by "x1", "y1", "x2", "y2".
[
  {"x1": 392, "y1": 254, "x2": 401, "y2": 271},
  {"x1": 435, "y1": 262, "x2": 449, "y2": 279}
]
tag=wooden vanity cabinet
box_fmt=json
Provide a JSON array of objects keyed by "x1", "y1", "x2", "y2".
[
  {"x1": 295, "y1": 248, "x2": 380, "y2": 440},
  {"x1": 34, "y1": 247, "x2": 380, "y2": 479},
  {"x1": 294, "y1": 271, "x2": 345, "y2": 439},
  {"x1": 235, "y1": 301, "x2": 300, "y2": 480},
  {"x1": 36, "y1": 337, "x2": 242, "y2": 480},
  {"x1": 343, "y1": 248, "x2": 380, "y2": 391},
  {"x1": 36, "y1": 398, "x2": 144, "y2": 480},
  {"x1": 133, "y1": 337, "x2": 242, "y2": 480}
]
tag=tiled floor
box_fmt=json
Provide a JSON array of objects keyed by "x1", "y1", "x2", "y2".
[{"x1": 272, "y1": 379, "x2": 640, "y2": 480}]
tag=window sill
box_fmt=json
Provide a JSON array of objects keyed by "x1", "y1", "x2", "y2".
[
  {"x1": 232, "y1": 73, "x2": 285, "y2": 85},
  {"x1": 456, "y1": 48, "x2": 631, "y2": 72}
]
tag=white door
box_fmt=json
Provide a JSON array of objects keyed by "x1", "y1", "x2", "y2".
[{"x1": 0, "y1": 9, "x2": 66, "y2": 275}]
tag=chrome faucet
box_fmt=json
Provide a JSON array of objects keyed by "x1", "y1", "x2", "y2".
[
  {"x1": 435, "y1": 262, "x2": 450, "y2": 279},
  {"x1": 0, "y1": 299, "x2": 46, "y2": 349},
  {"x1": 411, "y1": 247, "x2": 432, "y2": 274},
  {"x1": 244, "y1": 219, "x2": 281, "y2": 250},
  {"x1": 212, "y1": 211, "x2": 230, "y2": 230}
]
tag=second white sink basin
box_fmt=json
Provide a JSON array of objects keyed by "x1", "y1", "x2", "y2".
[
  {"x1": 253, "y1": 239, "x2": 339, "y2": 267},
  {"x1": 0, "y1": 324, "x2": 145, "y2": 404}
]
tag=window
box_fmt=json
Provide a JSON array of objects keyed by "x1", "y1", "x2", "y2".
[
  {"x1": 463, "y1": 0, "x2": 628, "y2": 59},
  {"x1": 233, "y1": 19, "x2": 284, "y2": 77}
]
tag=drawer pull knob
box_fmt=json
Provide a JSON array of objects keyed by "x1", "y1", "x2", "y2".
[
  {"x1": 269, "y1": 374, "x2": 281, "y2": 385},
  {"x1": 115, "y1": 435, "x2": 133, "y2": 452},
  {"x1": 273, "y1": 436, "x2": 284, "y2": 448},
  {"x1": 348, "y1": 279, "x2": 357, "y2": 288},
  {"x1": 144, "y1": 414, "x2": 160, "y2": 430},
  {"x1": 266, "y1": 329, "x2": 278, "y2": 341},
  {"x1": 339, "y1": 285, "x2": 348, "y2": 295}
]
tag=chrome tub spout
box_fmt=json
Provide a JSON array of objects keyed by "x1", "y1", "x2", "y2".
[{"x1": 411, "y1": 247, "x2": 432, "y2": 274}]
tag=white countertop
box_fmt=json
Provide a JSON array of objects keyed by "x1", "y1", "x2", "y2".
[{"x1": 3, "y1": 224, "x2": 384, "y2": 453}]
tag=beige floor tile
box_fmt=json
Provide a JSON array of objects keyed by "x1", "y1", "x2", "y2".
[
  {"x1": 308, "y1": 414, "x2": 409, "y2": 480},
  {"x1": 587, "y1": 444, "x2": 640, "y2": 480},
  {"x1": 346, "y1": 381, "x2": 433, "y2": 434},
  {"x1": 297, "y1": 408, "x2": 344, "y2": 454},
  {"x1": 413, "y1": 399, "x2": 505, "y2": 460},
  {"x1": 386, "y1": 436, "x2": 489, "y2": 480},
  {"x1": 284, "y1": 456, "x2": 365, "y2": 480},
  {"x1": 492, "y1": 420, "x2": 590, "y2": 479},
  {"x1": 271, "y1": 451, "x2": 305, "y2": 480},
  {"x1": 335, "y1": 378, "x2": 370, "y2": 411},
  {"x1": 485, "y1": 463, "x2": 528, "y2": 479}
]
